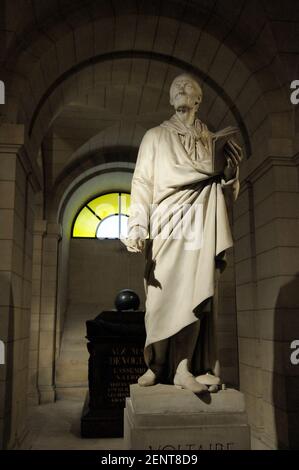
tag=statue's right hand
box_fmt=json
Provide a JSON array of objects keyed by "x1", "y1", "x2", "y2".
[
  {"x1": 120, "y1": 225, "x2": 148, "y2": 253},
  {"x1": 125, "y1": 238, "x2": 146, "y2": 253}
]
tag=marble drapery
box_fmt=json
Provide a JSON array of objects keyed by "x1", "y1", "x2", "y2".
[{"x1": 123, "y1": 116, "x2": 239, "y2": 374}]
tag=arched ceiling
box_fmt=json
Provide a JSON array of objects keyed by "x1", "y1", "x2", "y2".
[
  {"x1": 2, "y1": 0, "x2": 282, "y2": 135},
  {"x1": 47, "y1": 55, "x2": 251, "y2": 183},
  {"x1": 3, "y1": 0, "x2": 267, "y2": 64},
  {"x1": 1, "y1": 0, "x2": 297, "y2": 201}
]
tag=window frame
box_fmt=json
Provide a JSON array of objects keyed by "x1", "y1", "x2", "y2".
[{"x1": 71, "y1": 191, "x2": 130, "y2": 240}]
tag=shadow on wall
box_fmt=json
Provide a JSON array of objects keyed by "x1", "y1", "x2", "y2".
[
  {"x1": 274, "y1": 272, "x2": 299, "y2": 449},
  {"x1": 0, "y1": 274, "x2": 14, "y2": 449}
]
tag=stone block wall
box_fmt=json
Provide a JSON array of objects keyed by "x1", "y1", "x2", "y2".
[
  {"x1": 0, "y1": 124, "x2": 38, "y2": 448},
  {"x1": 234, "y1": 159, "x2": 299, "y2": 449}
]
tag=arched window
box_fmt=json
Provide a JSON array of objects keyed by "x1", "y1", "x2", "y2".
[{"x1": 72, "y1": 192, "x2": 131, "y2": 239}]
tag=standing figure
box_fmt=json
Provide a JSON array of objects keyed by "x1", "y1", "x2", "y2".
[{"x1": 122, "y1": 74, "x2": 242, "y2": 394}]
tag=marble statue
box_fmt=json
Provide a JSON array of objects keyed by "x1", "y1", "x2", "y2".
[{"x1": 122, "y1": 74, "x2": 242, "y2": 394}]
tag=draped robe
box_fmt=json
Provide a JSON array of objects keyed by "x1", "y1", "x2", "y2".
[{"x1": 124, "y1": 115, "x2": 239, "y2": 374}]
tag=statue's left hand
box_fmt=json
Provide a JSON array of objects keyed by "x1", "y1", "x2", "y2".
[{"x1": 223, "y1": 139, "x2": 243, "y2": 181}]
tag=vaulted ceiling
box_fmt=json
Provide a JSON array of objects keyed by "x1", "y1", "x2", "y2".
[{"x1": 1, "y1": 0, "x2": 297, "y2": 197}]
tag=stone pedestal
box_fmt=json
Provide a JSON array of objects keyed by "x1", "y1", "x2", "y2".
[{"x1": 124, "y1": 384, "x2": 251, "y2": 450}]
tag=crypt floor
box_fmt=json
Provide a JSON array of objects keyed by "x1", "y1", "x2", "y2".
[
  {"x1": 25, "y1": 398, "x2": 268, "y2": 450},
  {"x1": 26, "y1": 399, "x2": 125, "y2": 450}
]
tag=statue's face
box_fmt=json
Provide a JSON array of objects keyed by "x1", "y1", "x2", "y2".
[{"x1": 170, "y1": 75, "x2": 202, "y2": 112}]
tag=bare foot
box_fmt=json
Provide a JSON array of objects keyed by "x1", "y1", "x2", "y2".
[
  {"x1": 195, "y1": 373, "x2": 221, "y2": 386},
  {"x1": 174, "y1": 372, "x2": 208, "y2": 394},
  {"x1": 137, "y1": 369, "x2": 156, "y2": 387}
]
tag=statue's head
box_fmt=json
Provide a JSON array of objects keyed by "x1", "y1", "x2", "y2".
[{"x1": 169, "y1": 74, "x2": 202, "y2": 113}]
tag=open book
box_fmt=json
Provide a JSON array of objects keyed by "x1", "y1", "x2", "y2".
[{"x1": 212, "y1": 126, "x2": 239, "y2": 174}]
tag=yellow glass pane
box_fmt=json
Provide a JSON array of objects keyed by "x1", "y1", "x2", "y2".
[
  {"x1": 87, "y1": 193, "x2": 119, "y2": 219},
  {"x1": 120, "y1": 193, "x2": 131, "y2": 215},
  {"x1": 73, "y1": 207, "x2": 99, "y2": 237}
]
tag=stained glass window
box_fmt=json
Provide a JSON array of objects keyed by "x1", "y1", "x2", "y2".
[{"x1": 72, "y1": 192, "x2": 131, "y2": 239}]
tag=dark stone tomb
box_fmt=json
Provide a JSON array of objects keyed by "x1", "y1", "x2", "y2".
[{"x1": 81, "y1": 309, "x2": 146, "y2": 438}]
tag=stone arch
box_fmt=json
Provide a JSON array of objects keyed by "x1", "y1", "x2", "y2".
[
  {"x1": 2, "y1": 5, "x2": 284, "y2": 162},
  {"x1": 55, "y1": 157, "x2": 135, "y2": 225},
  {"x1": 27, "y1": 50, "x2": 252, "y2": 157}
]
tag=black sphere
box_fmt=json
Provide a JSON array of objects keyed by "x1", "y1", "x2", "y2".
[{"x1": 114, "y1": 289, "x2": 140, "y2": 311}]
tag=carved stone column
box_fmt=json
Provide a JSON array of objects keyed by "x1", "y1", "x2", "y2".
[
  {"x1": 37, "y1": 223, "x2": 62, "y2": 404},
  {"x1": 28, "y1": 219, "x2": 47, "y2": 406}
]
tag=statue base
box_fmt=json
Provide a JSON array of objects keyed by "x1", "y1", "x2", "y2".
[{"x1": 124, "y1": 384, "x2": 250, "y2": 450}]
